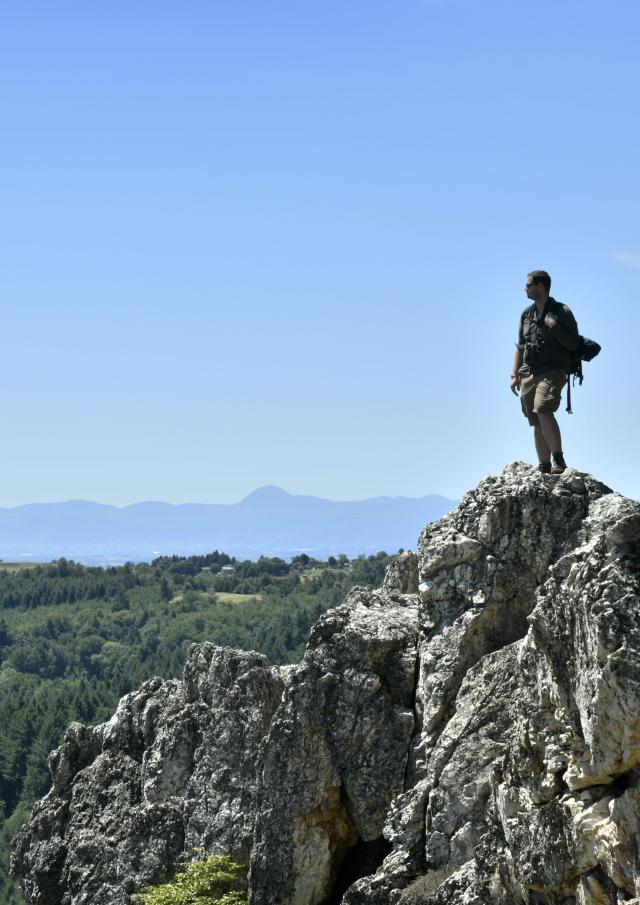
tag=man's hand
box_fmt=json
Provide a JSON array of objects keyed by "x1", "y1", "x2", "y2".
[
  {"x1": 510, "y1": 375, "x2": 520, "y2": 396},
  {"x1": 544, "y1": 313, "x2": 558, "y2": 328}
]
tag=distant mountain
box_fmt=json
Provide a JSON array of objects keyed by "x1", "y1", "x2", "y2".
[{"x1": 0, "y1": 487, "x2": 457, "y2": 565}]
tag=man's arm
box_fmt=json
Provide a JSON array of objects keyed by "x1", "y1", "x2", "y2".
[
  {"x1": 511, "y1": 312, "x2": 525, "y2": 395},
  {"x1": 510, "y1": 344, "x2": 523, "y2": 395},
  {"x1": 544, "y1": 305, "x2": 579, "y2": 351}
]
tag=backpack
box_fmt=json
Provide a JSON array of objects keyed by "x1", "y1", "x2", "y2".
[{"x1": 566, "y1": 336, "x2": 602, "y2": 413}]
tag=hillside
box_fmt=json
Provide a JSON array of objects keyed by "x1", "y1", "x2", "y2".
[{"x1": 0, "y1": 550, "x2": 395, "y2": 905}]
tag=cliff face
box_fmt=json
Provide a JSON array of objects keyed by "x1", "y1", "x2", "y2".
[{"x1": 11, "y1": 464, "x2": 640, "y2": 905}]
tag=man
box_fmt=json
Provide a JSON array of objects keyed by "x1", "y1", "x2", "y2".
[{"x1": 511, "y1": 270, "x2": 579, "y2": 474}]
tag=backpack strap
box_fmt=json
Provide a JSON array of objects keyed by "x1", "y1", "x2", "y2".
[{"x1": 566, "y1": 372, "x2": 572, "y2": 414}]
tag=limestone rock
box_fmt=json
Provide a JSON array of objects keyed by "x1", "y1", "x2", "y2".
[
  {"x1": 11, "y1": 646, "x2": 285, "y2": 905},
  {"x1": 11, "y1": 463, "x2": 640, "y2": 905},
  {"x1": 249, "y1": 585, "x2": 419, "y2": 905}
]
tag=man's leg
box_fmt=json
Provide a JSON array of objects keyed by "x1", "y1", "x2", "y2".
[
  {"x1": 520, "y1": 377, "x2": 544, "y2": 462},
  {"x1": 536, "y1": 412, "x2": 562, "y2": 456},
  {"x1": 534, "y1": 422, "x2": 551, "y2": 464}
]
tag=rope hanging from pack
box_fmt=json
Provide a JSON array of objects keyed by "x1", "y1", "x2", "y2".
[{"x1": 565, "y1": 364, "x2": 584, "y2": 414}]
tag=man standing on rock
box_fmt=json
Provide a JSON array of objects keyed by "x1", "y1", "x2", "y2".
[{"x1": 510, "y1": 270, "x2": 579, "y2": 474}]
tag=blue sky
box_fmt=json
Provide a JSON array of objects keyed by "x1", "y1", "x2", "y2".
[{"x1": 1, "y1": 0, "x2": 638, "y2": 506}]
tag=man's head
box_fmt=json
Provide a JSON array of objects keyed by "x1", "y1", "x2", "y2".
[{"x1": 525, "y1": 270, "x2": 551, "y2": 302}]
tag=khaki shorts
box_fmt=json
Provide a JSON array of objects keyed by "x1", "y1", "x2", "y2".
[{"x1": 520, "y1": 370, "x2": 566, "y2": 426}]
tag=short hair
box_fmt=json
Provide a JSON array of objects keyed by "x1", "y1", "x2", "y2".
[{"x1": 528, "y1": 270, "x2": 551, "y2": 293}]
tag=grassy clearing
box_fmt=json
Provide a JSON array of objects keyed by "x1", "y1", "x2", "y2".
[
  {"x1": 215, "y1": 592, "x2": 264, "y2": 603},
  {"x1": 299, "y1": 567, "x2": 347, "y2": 583},
  {"x1": 0, "y1": 562, "x2": 47, "y2": 572},
  {"x1": 170, "y1": 591, "x2": 263, "y2": 606}
]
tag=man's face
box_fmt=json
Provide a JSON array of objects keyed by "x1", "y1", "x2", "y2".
[{"x1": 525, "y1": 276, "x2": 541, "y2": 301}]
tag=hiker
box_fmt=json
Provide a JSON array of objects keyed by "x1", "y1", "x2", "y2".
[{"x1": 510, "y1": 270, "x2": 579, "y2": 474}]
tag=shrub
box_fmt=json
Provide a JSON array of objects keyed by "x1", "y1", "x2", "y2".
[{"x1": 134, "y1": 854, "x2": 248, "y2": 905}]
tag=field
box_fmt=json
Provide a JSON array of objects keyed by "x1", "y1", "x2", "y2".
[
  {"x1": 0, "y1": 562, "x2": 47, "y2": 572},
  {"x1": 215, "y1": 592, "x2": 264, "y2": 603}
]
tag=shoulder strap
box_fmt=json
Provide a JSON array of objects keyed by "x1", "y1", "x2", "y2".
[{"x1": 549, "y1": 298, "x2": 568, "y2": 319}]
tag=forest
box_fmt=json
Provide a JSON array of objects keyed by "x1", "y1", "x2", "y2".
[{"x1": 0, "y1": 547, "x2": 395, "y2": 904}]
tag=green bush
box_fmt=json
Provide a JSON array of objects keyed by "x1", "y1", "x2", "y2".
[{"x1": 134, "y1": 854, "x2": 248, "y2": 905}]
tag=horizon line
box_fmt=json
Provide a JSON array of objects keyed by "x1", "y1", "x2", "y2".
[{"x1": 0, "y1": 485, "x2": 456, "y2": 511}]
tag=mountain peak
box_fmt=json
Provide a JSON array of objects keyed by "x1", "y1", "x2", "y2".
[{"x1": 239, "y1": 485, "x2": 291, "y2": 503}]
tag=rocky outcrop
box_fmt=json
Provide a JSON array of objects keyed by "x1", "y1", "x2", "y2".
[
  {"x1": 11, "y1": 464, "x2": 640, "y2": 905},
  {"x1": 11, "y1": 647, "x2": 286, "y2": 905}
]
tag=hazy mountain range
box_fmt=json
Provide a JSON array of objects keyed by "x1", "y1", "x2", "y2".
[{"x1": 0, "y1": 486, "x2": 457, "y2": 565}]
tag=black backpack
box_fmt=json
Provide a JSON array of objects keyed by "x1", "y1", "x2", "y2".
[{"x1": 566, "y1": 336, "x2": 602, "y2": 413}]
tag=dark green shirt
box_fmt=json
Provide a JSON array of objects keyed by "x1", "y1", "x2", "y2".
[{"x1": 518, "y1": 297, "x2": 579, "y2": 377}]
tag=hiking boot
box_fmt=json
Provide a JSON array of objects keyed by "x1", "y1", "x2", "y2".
[
  {"x1": 551, "y1": 452, "x2": 567, "y2": 474},
  {"x1": 537, "y1": 462, "x2": 552, "y2": 474}
]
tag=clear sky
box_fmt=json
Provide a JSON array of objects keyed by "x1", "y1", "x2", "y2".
[{"x1": 1, "y1": 0, "x2": 638, "y2": 506}]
